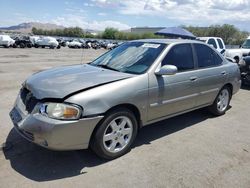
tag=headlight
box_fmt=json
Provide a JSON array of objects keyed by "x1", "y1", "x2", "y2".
[{"x1": 40, "y1": 103, "x2": 82, "y2": 120}]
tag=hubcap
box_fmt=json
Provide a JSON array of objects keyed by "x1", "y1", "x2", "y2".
[
  {"x1": 103, "y1": 116, "x2": 133, "y2": 153},
  {"x1": 217, "y1": 89, "x2": 229, "y2": 112}
]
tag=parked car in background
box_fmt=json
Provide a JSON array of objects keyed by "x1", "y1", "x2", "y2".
[
  {"x1": 9, "y1": 39, "x2": 241, "y2": 159},
  {"x1": 226, "y1": 36, "x2": 250, "y2": 63},
  {"x1": 239, "y1": 56, "x2": 250, "y2": 85},
  {"x1": 34, "y1": 37, "x2": 60, "y2": 49},
  {"x1": 30, "y1": 36, "x2": 40, "y2": 46},
  {"x1": 56, "y1": 38, "x2": 68, "y2": 47},
  {"x1": 197, "y1": 37, "x2": 226, "y2": 56},
  {"x1": 68, "y1": 39, "x2": 82, "y2": 48},
  {"x1": 13, "y1": 36, "x2": 33, "y2": 48},
  {"x1": 0, "y1": 35, "x2": 15, "y2": 48}
]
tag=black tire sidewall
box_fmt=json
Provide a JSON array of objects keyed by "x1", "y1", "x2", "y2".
[
  {"x1": 210, "y1": 86, "x2": 231, "y2": 116},
  {"x1": 91, "y1": 108, "x2": 138, "y2": 159}
]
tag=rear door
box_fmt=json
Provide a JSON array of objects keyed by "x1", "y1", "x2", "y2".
[{"x1": 193, "y1": 43, "x2": 227, "y2": 106}]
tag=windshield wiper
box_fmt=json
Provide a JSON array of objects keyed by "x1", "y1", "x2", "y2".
[{"x1": 96, "y1": 64, "x2": 120, "y2": 72}]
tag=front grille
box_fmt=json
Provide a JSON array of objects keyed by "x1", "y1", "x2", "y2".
[{"x1": 20, "y1": 87, "x2": 39, "y2": 113}]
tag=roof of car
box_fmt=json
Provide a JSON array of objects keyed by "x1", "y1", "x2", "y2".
[
  {"x1": 133, "y1": 38, "x2": 204, "y2": 45},
  {"x1": 197, "y1": 37, "x2": 223, "y2": 40}
]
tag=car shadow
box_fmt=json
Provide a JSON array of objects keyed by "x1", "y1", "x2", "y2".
[{"x1": 3, "y1": 108, "x2": 215, "y2": 182}]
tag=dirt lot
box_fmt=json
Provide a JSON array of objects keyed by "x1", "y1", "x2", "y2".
[{"x1": 0, "y1": 47, "x2": 250, "y2": 188}]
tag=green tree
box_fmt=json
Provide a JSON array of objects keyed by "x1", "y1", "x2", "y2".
[{"x1": 102, "y1": 28, "x2": 119, "y2": 39}]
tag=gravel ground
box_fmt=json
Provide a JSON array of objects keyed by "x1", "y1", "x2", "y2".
[{"x1": 0, "y1": 47, "x2": 250, "y2": 188}]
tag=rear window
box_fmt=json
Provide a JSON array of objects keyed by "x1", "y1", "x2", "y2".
[
  {"x1": 194, "y1": 44, "x2": 223, "y2": 68},
  {"x1": 217, "y1": 39, "x2": 224, "y2": 49},
  {"x1": 207, "y1": 39, "x2": 217, "y2": 49}
]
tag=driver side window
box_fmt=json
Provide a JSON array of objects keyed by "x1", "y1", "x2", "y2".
[{"x1": 162, "y1": 44, "x2": 194, "y2": 72}]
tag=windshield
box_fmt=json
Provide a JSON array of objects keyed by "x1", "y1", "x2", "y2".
[
  {"x1": 242, "y1": 39, "x2": 250, "y2": 49},
  {"x1": 90, "y1": 42, "x2": 166, "y2": 74}
]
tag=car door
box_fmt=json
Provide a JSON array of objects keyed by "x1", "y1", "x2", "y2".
[
  {"x1": 147, "y1": 43, "x2": 200, "y2": 121},
  {"x1": 193, "y1": 43, "x2": 227, "y2": 106}
]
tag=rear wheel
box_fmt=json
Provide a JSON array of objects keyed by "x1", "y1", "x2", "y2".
[
  {"x1": 20, "y1": 43, "x2": 26, "y2": 48},
  {"x1": 209, "y1": 86, "x2": 231, "y2": 116},
  {"x1": 91, "y1": 108, "x2": 138, "y2": 159}
]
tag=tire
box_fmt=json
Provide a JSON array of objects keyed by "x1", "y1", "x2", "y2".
[
  {"x1": 20, "y1": 43, "x2": 26, "y2": 48},
  {"x1": 209, "y1": 86, "x2": 231, "y2": 116},
  {"x1": 34, "y1": 44, "x2": 39, "y2": 48},
  {"x1": 12, "y1": 44, "x2": 17, "y2": 48},
  {"x1": 91, "y1": 108, "x2": 138, "y2": 160},
  {"x1": 57, "y1": 45, "x2": 61, "y2": 49},
  {"x1": 27, "y1": 44, "x2": 32, "y2": 48}
]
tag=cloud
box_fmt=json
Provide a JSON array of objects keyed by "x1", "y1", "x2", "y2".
[
  {"x1": 98, "y1": 12, "x2": 107, "y2": 16},
  {"x1": 64, "y1": 0, "x2": 250, "y2": 28},
  {"x1": 51, "y1": 14, "x2": 130, "y2": 30},
  {"x1": 89, "y1": 0, "x2": 250, "y2": 29},
  {"x1": 211, "y1": 0, "x2": 250, "y2": 10}
]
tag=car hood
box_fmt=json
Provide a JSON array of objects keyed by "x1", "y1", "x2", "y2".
[{"x1": 25, "y1": 64, "x2": 134, "y2": 99}]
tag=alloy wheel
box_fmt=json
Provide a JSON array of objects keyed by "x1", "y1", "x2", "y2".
[
  {"x1": 217, "y1": 89, "x2": 229, "y2": 112},
  {"x1": 103, "y1": 116, "x2": 133, "y2": 153}
]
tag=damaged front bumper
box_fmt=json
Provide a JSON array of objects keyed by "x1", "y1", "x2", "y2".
[{"x1": 9, "y1": 93, "x2": 103, "y2": 150}]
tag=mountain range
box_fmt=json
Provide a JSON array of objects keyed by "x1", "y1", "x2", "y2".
[{"x1": 0, "y1": 22, "x2": 65, "y2": 33}]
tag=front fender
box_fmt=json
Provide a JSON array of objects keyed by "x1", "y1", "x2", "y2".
[{"x1": 65, "y1": 74, "x2": 149, "y2": 124}]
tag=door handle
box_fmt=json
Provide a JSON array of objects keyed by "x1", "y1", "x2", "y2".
[
  {"x1": 221, "y1": 71, "x2": 226, "y2": 75},
  {"x1": 190, "y1": 76, "x2": 198, "y2": 81}
]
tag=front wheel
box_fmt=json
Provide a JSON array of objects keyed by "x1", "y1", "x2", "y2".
[
  {"x1": 209, "y1": 86, "x2": 231, "y2": 116},
  {"x1": 91, "y1": 108, "x2": 138, "y2": 159}
]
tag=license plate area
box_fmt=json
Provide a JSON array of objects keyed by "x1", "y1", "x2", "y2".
[{"x1": 9, "y1": 108, "x2": 22, "y2": 124}]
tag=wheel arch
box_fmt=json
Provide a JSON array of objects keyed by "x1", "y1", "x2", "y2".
[
  {"x1": 89, "y1": 103, "x2": 142, "y2": 148},
  {"x1": 222, "y1": 83, "x2": 233, "y2": 98},
  {"x1": 234, "y1": 56, "x2": 240, "y2": 63},
  {"x1": 105, "y1": 103, "x2": 142, "y2": 126}
]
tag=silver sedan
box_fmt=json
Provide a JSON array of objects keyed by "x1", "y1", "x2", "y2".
[{"x1": 9, "y1": 39, "x2": 241, "y2": 159}]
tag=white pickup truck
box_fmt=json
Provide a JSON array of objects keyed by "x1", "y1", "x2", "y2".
[
  {"x1": 225, "y1": 36, "x2": 250, "y2": 63},
  {"x1": 197, "y1": 37, "x2": 226, "y2": 56}
]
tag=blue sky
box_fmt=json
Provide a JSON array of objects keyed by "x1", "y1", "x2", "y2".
[{"x1": 0, "y1": 0, "x2": 250, "y2": 31}]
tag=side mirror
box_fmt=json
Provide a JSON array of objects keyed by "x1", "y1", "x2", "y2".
[
  {"x1": 155, "y1": 65, "x2": 178, "y2": 76},
  {"x1": 239, "y1": 44, "x2": 242, "y2": 48}
]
